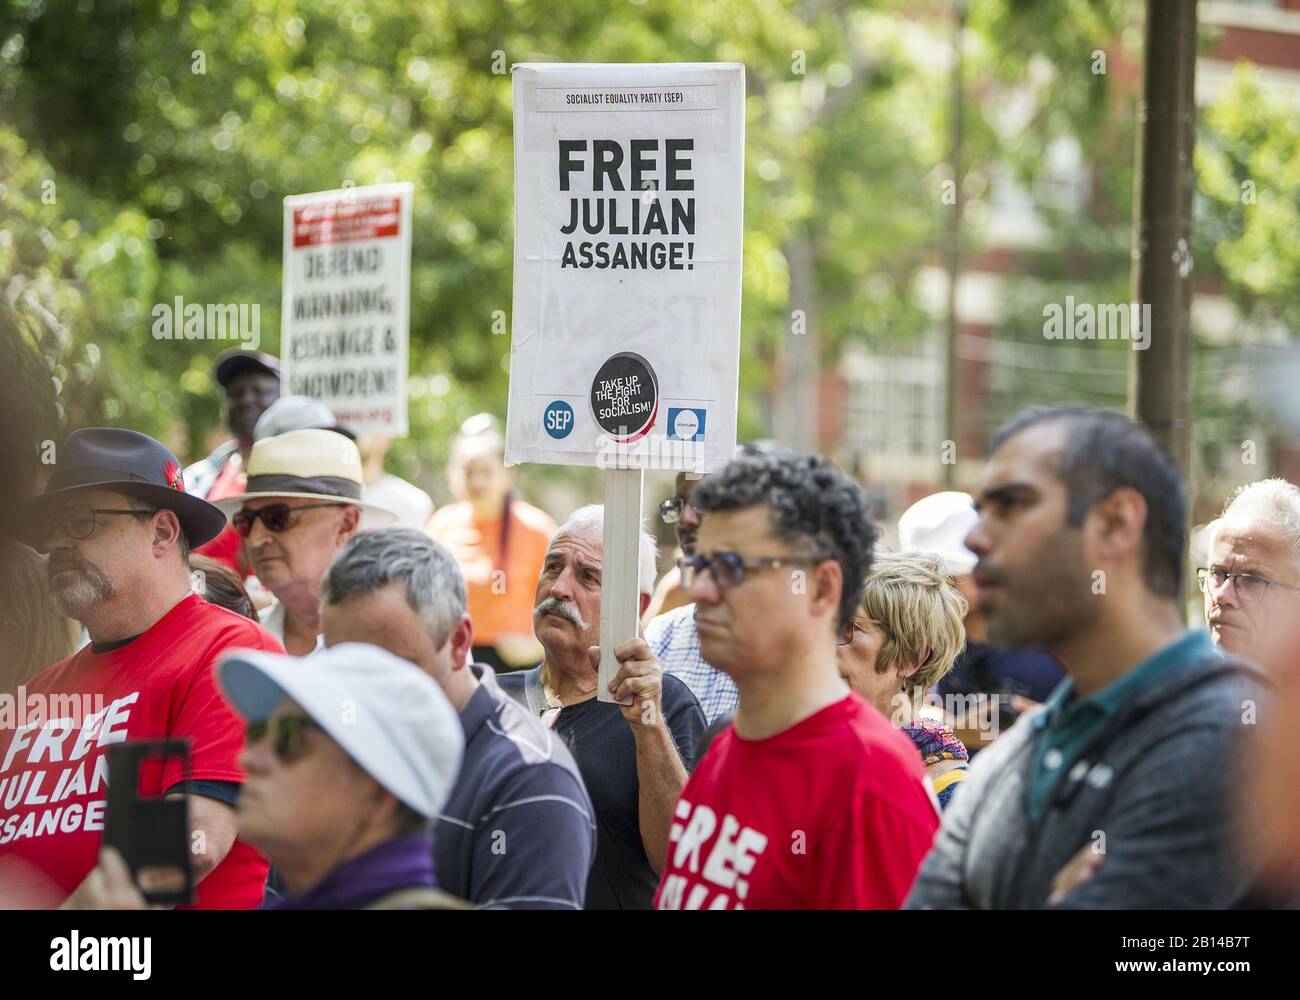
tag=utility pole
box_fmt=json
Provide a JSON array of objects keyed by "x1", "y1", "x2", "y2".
[
  {"x1": 943, "y1": 0, "x2": 965, "y2": 489},
  {"x1": 1128, "y1": 0, "x2": 1197, "y2": 476}
]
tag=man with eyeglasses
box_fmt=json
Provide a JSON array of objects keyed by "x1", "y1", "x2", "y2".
[
  {"x1": 213, "y1": 429, "x2": 396, "y2": 654},
  {"x1": 644, "y1": 470, "x2": 740, "y2": 724},
  {"x1": 1200, "y1": 479, "x2": 1300, "y2": 678},
  {"x1": 0, "y1": 428, "x2": 281, "y2": 908},
  {"x1": 906, "y1": 406, "x2": 1266, "y2": 910},
  {"x1": 654, "y1": 450, "x2": 940, "y2": 910}
]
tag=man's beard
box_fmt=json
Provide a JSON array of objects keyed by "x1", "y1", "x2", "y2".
[
  {"x1": 982, "y1": 528, "x2": 1095, "y2": 650},
  {"x1": 47, "y1": 553, "x2": 115, "y2": 617}
]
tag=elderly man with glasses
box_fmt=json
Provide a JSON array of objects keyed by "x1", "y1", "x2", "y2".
[
  {"x1": 214, "y1": 429, "x2": 395, "y2": 654},
  {"x1": 1200, "y1": 478, "x2": 1300, "y2": 678}
]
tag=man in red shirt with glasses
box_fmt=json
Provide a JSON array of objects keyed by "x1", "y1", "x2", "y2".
[
  {"x1": 654, "y1": 450, "x2": 940, "y2": 910},
  {"x1": 214, "y1": 429, "x2": 395, "y2": 655},
  {"x1": 1, "y1": 428, "x2": 281, "y2": 908}
]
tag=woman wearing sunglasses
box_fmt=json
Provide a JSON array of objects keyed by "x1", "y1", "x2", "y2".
[
  {"x1": 835, "y1": 551, "x2": 971, "y2": 809},
  {"x1": 65, "y1": 642, "x2": 470, "y2": 910}
]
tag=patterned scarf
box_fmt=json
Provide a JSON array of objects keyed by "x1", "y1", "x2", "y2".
[{"x1": 901, "y1": 719, "x2": 969, "y2": 768}]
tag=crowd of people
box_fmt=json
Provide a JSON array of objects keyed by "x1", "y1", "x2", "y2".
[{"x1": 0, "y1": 348, "x2": 1297, "y2": 910}]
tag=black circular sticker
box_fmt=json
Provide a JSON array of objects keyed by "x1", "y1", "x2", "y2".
[{"x1": 590, "y1": 352, "x2": 659, "y2": 443}]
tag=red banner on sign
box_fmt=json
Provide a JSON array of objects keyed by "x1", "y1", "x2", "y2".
[{"x1": 292, "y1": 197, "x2": 401, "y2": 247}]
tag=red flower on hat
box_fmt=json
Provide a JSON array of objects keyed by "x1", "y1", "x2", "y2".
[{"x1": 164, "y1": 459, "x2": 184, "y2": 491}]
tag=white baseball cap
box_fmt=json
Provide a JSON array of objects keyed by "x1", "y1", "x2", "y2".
[
  {"x1": 217, "y1": 642, "x2": 463, "y2": 819},
  {"x1": 897, "y1": 491, "x2": 979, "y2": 578}
]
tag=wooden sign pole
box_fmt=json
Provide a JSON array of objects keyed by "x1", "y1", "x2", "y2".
[{"x1": 598, "y1": 466, "x2": 645, "y2": 703}]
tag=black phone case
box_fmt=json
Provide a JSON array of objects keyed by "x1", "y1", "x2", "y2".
[{"x1": 102, "y1": 740, "x2": 195, "y2": 906}]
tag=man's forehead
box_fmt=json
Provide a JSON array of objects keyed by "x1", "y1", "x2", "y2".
[
  {"x1": 225, "y1": 372, "x2": 278, "y2": 394},
  {"x1": 696, "y1": 505, "x2": 774, "y2": 547},
  {"x1": 1211, "y1": 516, "x2": 1294, "y2": 565},
  {"x1": 976, "y1": 422, "x2": 1069, "y2": 497},
  {"x1": 548, "y1": 527, "x2": 603, "y2": 560}
]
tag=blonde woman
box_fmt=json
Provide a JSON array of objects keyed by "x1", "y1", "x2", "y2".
[{"x1": 835, "y1": 551, "x2": 970, "y2": 808}]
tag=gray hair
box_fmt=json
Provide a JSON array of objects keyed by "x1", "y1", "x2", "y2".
[
  {"x1": 554, "y1": 504, "x2": 658, "y2": 597},
  {"x1": 1210, "y1": 478, "x2": 1300, "y2": 568},
  {"x1": 322, "y1": 528, "x2": 467, "y2": 647}
]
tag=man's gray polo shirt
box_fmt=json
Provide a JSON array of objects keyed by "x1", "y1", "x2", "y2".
[{"x1": 435, "y1": 664, "x2": 596, "y2": 909}]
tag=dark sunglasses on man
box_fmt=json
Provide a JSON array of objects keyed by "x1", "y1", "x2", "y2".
[
  {"x1": 246, "y1": 714, "x2": 322, "y2": 763},
  {"x1": 231, "y1": 502, "x2": 343, "y2": 538},
  {"x1": 676, "y1": 551, "x2": 817, "y2": 590}
]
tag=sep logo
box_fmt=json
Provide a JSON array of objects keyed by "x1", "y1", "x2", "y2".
[
  {"x1": 544, "y1": 401, "x2": 575, "y2": 439},
  {"x1": 667, "y1": 407, "x2": 706, "y2": 442}
]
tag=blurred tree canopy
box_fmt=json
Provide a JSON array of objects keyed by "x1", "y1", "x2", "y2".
[{"x1": 1, "y1": 0, "x2": 1297, "y2": 499}]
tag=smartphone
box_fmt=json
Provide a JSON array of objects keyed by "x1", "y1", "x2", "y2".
[{"x1": 102, "y1": 740, "x2": 195, "y2": 906}]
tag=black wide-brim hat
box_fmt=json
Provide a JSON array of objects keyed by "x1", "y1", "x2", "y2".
[{"x1": 20, "y1": 428, "x2": 228, "y2": 549}]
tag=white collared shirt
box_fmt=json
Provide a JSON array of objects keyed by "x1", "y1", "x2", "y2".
[{"x1": 258, "y1": 599, "x2": 324, "y2": 652}]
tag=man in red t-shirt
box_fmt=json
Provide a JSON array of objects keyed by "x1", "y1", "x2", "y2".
[
  {"x1": 653, "y1": 451, "x2": 940, "y2": 910},
  {"x1": 1, "y1": 428, "x2": 281, "y2": 908}
]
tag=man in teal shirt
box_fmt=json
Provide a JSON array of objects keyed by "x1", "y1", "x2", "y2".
[{"x1": 907, "y1": 406, "x2": 1265, "y2": 909}]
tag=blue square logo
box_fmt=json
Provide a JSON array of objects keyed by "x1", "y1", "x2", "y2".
[{"x1": 667, "y1": 407, "x2": 706, "y2": 442}]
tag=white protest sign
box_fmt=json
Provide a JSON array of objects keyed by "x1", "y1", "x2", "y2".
[
  {"x1": 281, "y1": 182, "x2": 412, "y2": 437},
  {"x1": 505, "y1": 63, "x2": 745, "y2": 474}
]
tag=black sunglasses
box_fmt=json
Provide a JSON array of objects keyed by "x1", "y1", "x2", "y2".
[
  {"x1": 231, "y1": 502, "x2": 343, "y2": 538},
  {"x1": 246, "y1": 714, "x2": 321, "y2": 763}
]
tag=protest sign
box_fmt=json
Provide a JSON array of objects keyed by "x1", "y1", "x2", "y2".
[
  {"x1": 505, "y1": 63, "x2": 745, "y2": 475},
  {"x1": 281, "y1": 182, "x2": 413, "y2": 437},
  {"x1": 507, "y1": 63, "x2": 745, "y2": 701}
]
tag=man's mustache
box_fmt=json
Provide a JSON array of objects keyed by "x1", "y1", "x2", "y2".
[
  {"x1": 46, "y1": 551, "x2": 88, "y2": 577},
  {"x1": 534, "y1": 597, "x2": 589, "y2": 631}
]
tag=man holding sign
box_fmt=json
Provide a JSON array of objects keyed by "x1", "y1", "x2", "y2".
[{"x1": 498, "y1": 506, "x2": 705, "y2": 910}]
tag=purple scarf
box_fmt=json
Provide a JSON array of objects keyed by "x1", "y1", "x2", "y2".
[
  {"x1": 901, "y1": 720, "x2": 969, "y2": 768},
  {"x1": 264, "y1": 833, "x2": 437, "y2": 910}
]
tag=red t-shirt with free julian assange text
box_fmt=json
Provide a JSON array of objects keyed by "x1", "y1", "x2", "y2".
[
  {"x1": 0, "y1": 593, "x2": 282, "y2": 908},
  {"x1": 654, "y1": 692, "x2": 941, "y2": 909}
]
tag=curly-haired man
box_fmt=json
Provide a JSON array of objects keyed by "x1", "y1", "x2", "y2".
[{"x1": 653, "y1": 450, "x2": 940, "y2": 909}]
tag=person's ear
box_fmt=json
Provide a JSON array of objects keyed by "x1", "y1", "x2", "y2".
[
  {"x1": 1089, "y1": 487, "x2": 1146, "y2": 569},
  {"x1": 448, "y1": 614, "x2": 473, "y2": 668},
  {"x1": 152, "y1": 509, "x2": 183, "y2": 559},
  {"x1": 809, "y1": 559, "x2": 843, "y2": 624},
  {"x1": 900, "y1": 649, "x2": 926, "y2": 684},
  {"x1": 638, "y1": 591, "x2": 651, "y2": 617},
  {"x1": 338, "y1": 505, "x2": 362, "y2": 540}
]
